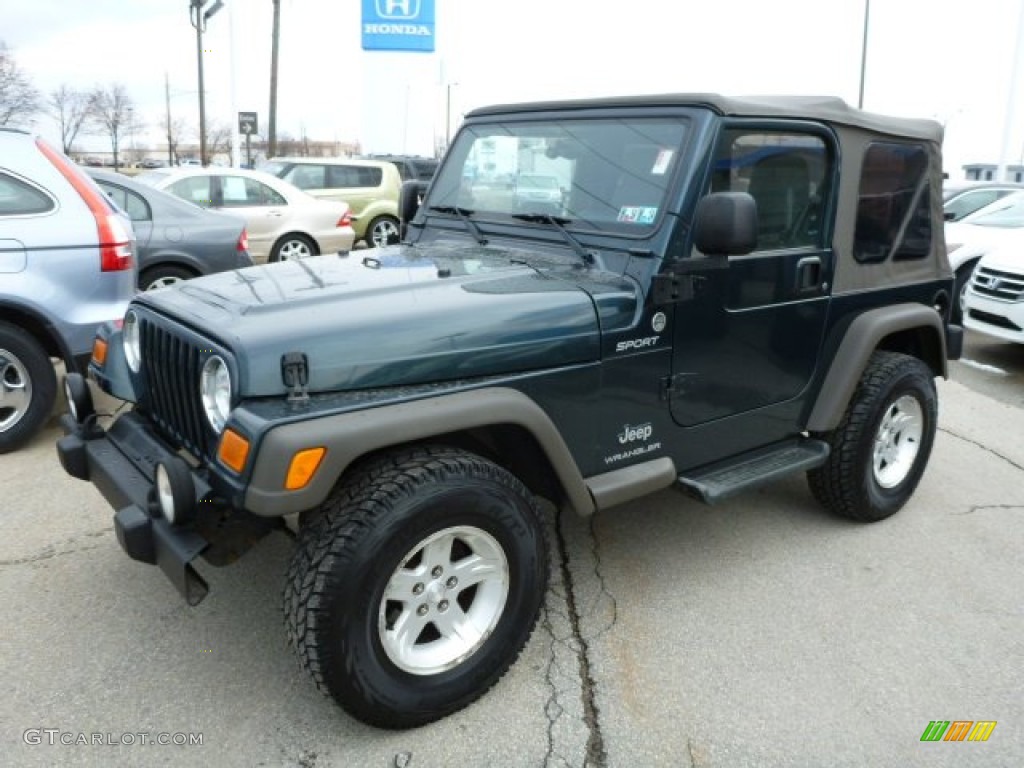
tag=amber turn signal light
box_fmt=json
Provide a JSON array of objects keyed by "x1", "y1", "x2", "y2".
[
  {"x1": 218, "y1": 428, "x2": 251, "y2": 473},
  {"x1": 285, "y1": 447, "x2": 326, "y2": 490},
  {"x1": 91, "y1": 337, "x2": 108, "y2": 367}
]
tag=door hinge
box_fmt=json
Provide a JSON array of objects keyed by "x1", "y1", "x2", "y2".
[{"x1": 661, "y1": 373, "x2": 694, "y2": 400}]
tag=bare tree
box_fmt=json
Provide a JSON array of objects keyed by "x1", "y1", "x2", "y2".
[
  {"x1": 89, "y1": 83, "x2": 135, "y2": 171},
  {"x1": 0, "y1": 41, "x2": 40, "y2": 127},
  {"x1": 47, "y1": 84, "x2": 92, "y2": 154},
  {"x1": 161, "y1": 114, "x2": 188, "y2": 166},
  {"x1": 206, "y1": 121, "x2": 233, "y2": 165}
]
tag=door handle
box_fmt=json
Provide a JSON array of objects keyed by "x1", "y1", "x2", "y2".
[{"x1": 796, "y1": 256, "x2": 822, "y2": 292}]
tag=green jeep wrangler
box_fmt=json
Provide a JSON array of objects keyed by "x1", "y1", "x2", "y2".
[{"x1": 57, "y1": 93, "x2": 962, "y2": 728}]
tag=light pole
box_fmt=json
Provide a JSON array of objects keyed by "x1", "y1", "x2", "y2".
[
  {"x1": 445, "y1": 82, "x2": 458, "y2": 150},
  {"x1": 189, "y1": 0, "x2": 225, "y2": 166},
  {"x1": 858, "y1": 0, "x2": 870, "y2": 109}
]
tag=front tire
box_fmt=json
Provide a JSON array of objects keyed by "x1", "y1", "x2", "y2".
[
  {"x1": 284, "y1": 446, "x2": 549, "y2": 728},
  {"x1": 808, "y1": 351, "x2": 937, "y2": 522},
  {"x1": 0, "y1": 322, "x2": 56, "y2": 454}
]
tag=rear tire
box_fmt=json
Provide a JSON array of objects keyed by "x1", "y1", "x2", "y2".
[
  {"x1": 284, "y1": 445, "x2": 549, "y2": 728},
  {"x1": 0, "y1": 322, "x2": 56, "y2": 454},
  {"x1": 808, "y1": 351, "x2": 937, "y2": 522},
  {"x1": 270, "y1": 234, "x2": 318, "y2": 262},
  {"x1": 140, "y1": 264, "x2": 195, "y2": 291},
  {"x1": 366, "y1": 216, "x2": 400, "y2": 248}
]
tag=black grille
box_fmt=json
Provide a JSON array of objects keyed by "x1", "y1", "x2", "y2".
[
  {"x1": 967, "y1": 308, "x2": 1022, "y2": 331},
  {"x1": 140, "y1": 318, "x2": 210, "y2": 458}
]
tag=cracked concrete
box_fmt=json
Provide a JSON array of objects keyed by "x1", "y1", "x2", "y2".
[
  {"x1": 0, "y1": 527, "x2": 111, "y2": 567},
  {"x1": 2, "y1": 378, "x2": 1023, "y2": 767}
]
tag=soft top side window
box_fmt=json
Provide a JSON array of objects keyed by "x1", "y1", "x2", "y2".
[
  {"x1": 710, "y1": 129, "x2": 829, "y2": 252},
  {"x1": 854, "y1": 142, "x2": 931, "y2": 263}
]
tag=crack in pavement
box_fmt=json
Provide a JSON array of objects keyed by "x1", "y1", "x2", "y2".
[
  {"x1": 549, "y1": 508, "x2": 614, "y2": 768},
  {"x1": 940, "y1": 426, "x2": 1024, "y2": 473},
  {"x1": 0, "y1": 527, "x2": 112, "y2": 567},
  {"x1": 957, "y1": 504, "x2": 1024, "y2": 516}
]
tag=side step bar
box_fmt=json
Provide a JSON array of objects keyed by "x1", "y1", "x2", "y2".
[{"x1": 678, "y1": 438, "x2": 830, "y2": 504}]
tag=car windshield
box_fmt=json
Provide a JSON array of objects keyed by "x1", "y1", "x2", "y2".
[
  {"x1": 429, "y1": 116, "x2": 689, "y2": 232},
  {"x1": 969, "y1": 193, "x2": 1024, "y2": 228},
  {"x1": 259, "y1": 160, "x2": 289, "y2": 177}
]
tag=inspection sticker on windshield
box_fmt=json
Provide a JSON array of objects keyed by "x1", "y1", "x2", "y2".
[
  {"x1": 618, "y1": 206, "x2": 657, "y2": 224},
  {"x1": 651, "y1": 149, "x2": 674, "y2": 175}
]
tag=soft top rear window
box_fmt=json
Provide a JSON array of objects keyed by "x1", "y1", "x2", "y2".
[{"x1": 854, "y1": 142, "x2": 932, "y2": 263}]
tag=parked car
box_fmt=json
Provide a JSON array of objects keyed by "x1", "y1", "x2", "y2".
[
  {"x1": 942, "y1": 181, "x2": 1024, "y2": 222},
  {"x1": 963, "y1": 246, "x2": 1024, "y2": 344},
  {"x1": 513, "y1": 173, "x2": 563, "y2": 213},
  {"x1": 87, "y1": 169, "x2": 253, "y2": 291},
  {"x1": 135, "y1": 167, "x2": 355, "y2": 263},
  {"x1": 0, "y1": 128, "x2": 136, "y2": 452},
  {"x1": 364, "y1": 154, "x2": 439, "y2": 183},
  {"x1": 945, "y1": 190, "x2": 1024, "y2": 321},
  {"x1": 260, "y1": 157, "x2": 401, "y2": 247}
]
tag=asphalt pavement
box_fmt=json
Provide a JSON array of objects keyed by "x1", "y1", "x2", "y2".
[{"x1": 2, "y1": 376, "x2": 1021, "y2": 767}]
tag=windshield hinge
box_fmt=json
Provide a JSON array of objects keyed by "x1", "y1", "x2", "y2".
[{"x1": 281, "y1": 351, "x2": 310, "y2": 405}]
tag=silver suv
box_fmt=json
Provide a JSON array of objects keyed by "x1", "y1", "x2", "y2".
[{"x1": 0, "y1": 128, "x2": 136, "y2": 452}]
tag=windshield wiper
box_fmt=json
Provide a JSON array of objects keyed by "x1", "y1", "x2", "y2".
[
  {"x1": 511, "y1": 213, "x2": 594, "y2": 265},
  {"x1": 428, "y1": 205, "x2": 488, "y2": 245}
]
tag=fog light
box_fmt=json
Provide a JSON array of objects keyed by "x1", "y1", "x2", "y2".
[
  {"x1": 154, "y1": 458, "x2": 196, "y2": 525},
  {"x1": 63, "y1": 373, "x2": 94, "y2": 424}
]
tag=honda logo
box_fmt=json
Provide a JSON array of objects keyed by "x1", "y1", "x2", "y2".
[{"x1": 376, "y1": 0, "x2": 420, "y2": 19}]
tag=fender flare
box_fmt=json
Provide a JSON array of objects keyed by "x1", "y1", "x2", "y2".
[
  {"x1": 244, "y1": 386, "x2": 595, "y2": 517},
  {"x1": 806, "y1": 303, "x2": 947, "y2": 432}
]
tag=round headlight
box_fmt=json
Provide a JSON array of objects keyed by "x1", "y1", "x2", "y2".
[
  {"x1": 123, "y1": 310, "x2": 141, "y2": 373},
  {"x1": 200, "y1": 355, "x2": 232, "y2": 432}
]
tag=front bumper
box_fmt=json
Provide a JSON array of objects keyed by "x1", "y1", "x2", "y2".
[{"x1": 57, "y1": 408, "x2": 212, "y2": 605}]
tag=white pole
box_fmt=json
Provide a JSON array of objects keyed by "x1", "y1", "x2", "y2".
[
  {"x1": 228, "y1": 2, "x2": 240, "y2": 168},
  {"x1": 997, "y1": 0, "x2": 1024, "y2": 181}
]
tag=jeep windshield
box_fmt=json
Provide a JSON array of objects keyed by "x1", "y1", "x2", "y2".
[{"x1": 429, "y1": 117, "x2": 689, "y2": 234}]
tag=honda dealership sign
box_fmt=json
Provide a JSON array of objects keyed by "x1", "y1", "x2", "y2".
[{"x1": 362, "y1": 0, "x2": 435, "y2": 52}]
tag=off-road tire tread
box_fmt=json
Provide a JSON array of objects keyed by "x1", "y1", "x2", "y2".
[
  {"x1": 808, "y1": 351, "x2": 936, "y2": 522},
  {"x1": 283, "y1": 444, "x2": 549, "y2": 728}
]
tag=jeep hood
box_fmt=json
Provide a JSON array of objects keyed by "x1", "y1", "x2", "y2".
[{"x1": 136, "y1": 243, "x2": 639, "y2": 395}]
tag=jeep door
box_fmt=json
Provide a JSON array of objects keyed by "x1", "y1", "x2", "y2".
[{"x1": 668, "y1": 124, "x2": 836, "y2": 458}]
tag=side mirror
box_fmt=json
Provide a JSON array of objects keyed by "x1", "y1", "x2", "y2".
[
  {"x1": 943, "y1": 210, "x2": 956, "y2": 221},
  {"x1": 693, "y1": 192, "x2": 757, "y2": 257},
  {"x1": 399, "y1": 180, "x2": 429, "y2": 241}
]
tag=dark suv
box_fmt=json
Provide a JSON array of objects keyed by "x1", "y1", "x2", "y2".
[
  {"x1": 57, "y1": 94, "x2": 960, "y2": 728},
  {"x1": 365, "y1": 153, "x2": 439, "y2": 182}
]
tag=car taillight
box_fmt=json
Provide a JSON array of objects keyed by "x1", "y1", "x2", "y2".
[
  {"x1": 237, "y1": 228, "x2": 249, "y2": 252},
  {"x1": 337, "y1": 211, "x2": 352, "y2": 228},
  {"x1": 36, "y1": 138, "x2": 135, "y2": 272}
]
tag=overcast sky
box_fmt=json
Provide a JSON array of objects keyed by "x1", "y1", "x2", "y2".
[{"x1": 4, "y1": 0, "x2": 1023, "y2": 176}]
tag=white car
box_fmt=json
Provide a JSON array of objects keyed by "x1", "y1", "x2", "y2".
[
  {"x1": 135, "y1": 167, "x2": 355, "y2": 263},
  {"x1": 944, "y1": 190, "x2": 1024, "y2": 322},
  {"x1": 963, "y1": 247, "x2": 1024, "y2": 344}
]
